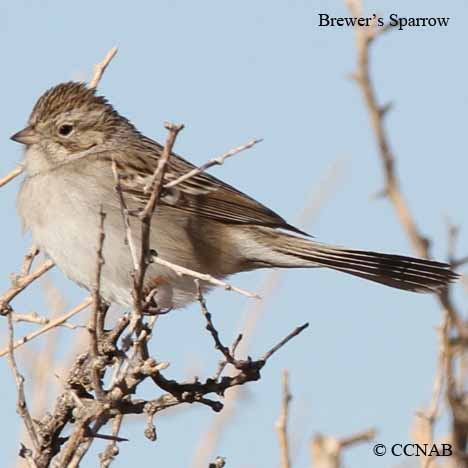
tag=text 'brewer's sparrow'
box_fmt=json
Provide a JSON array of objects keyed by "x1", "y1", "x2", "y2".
[{"x1": 11, "y1": 82, "x2": 458, "y2": 308}]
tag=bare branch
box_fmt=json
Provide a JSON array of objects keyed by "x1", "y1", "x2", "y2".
[
  {"x1": 165, "y1": 138, "x2": 262, "y2": 189},
  {"x1": 414, "y1": 312, "x2": 448, "y2": 467},
  {"x1": 346, "y1": 0, "x2": 468, "y2": 463},
  {"x1": 6, "y1": 312, "x2": 40, "y2": 456},
  {"x1": 0, "y1": 298, "x2": 92, "y2": 357},
  {"x1": 276, "y1": 370, "x2": 292, "y2": 468},
  {"x1": 261, "y1": 323, "x2": 309, "y2": 362},
  {"x1": 346, "y1": 0, "x2": 430, "y2": 259},
  {"x1": 339, "y1": 428, "x2": 376, "y2": 448},
  {"x1": 133, "y1": 122, "x2": 184, "y2": 319},
  {"x1": 4, "y1": 46, "x2": 325, "y2": 467},
  {"x1": 111, "y1": 160, "x2": 139, "y2": 270},
  {"x1": 452, "y1": 255, "x2": 468, "y2": 269},
  {"x1": 140, "y1": 122, "x2": 184, "y2": 218},
  {"x1": 196, "y1": 280, "x2": 235, "y2": 364},
  {"x1": 99, "y1": 414, "x2": 124, "y2": 468},
  {"x1": 0, "y1": 163, "x2": 24, "y2": 189},
  {"x1": 154, "y1": 256, "x2": 260, "y2": 299},
  {"x1": 191, "y1": 159, "x2": 346, "y2": 468},
  {"x1": 0, "y1": 259, "x2": 54, "y2": 312},
  {"x1": 11, "y1": 312, "x2": 49, "y2": 325},
  {"x1": 20, "y1": 245, "x2": 40, "y2": 277},
  {"x1": 152, "y1": 297, "x2": 308, "y2": 410},
  {"x1": 88, "y1": 208, "x2": 106, "y2": 400},
  {"x1": 89, "y1": 47, "x2": 118, "y2": 89},
  {"x1": 311, "y1": 428, "x2": 375, "y2": 468}
]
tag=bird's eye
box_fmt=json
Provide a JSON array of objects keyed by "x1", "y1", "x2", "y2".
[{"x1": 58, "y1": 124, "x2": 74, "y2": 137}]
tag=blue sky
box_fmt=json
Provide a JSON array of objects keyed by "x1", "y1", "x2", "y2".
[{"x1": 1, "y1": 1, "x2": 467, "y2": 467}]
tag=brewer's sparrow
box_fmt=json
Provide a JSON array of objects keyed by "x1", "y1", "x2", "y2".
[{"x1": 11, "y1": 82, "x2": 458, "y2": 308}]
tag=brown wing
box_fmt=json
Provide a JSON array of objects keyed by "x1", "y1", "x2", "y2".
[{"x1": 115, "y1": 136, "x2": 307, "y2": 235}]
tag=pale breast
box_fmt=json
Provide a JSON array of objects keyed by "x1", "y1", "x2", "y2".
[{"x1": 17, "y1": 167, "x2": 227, "y2": 308}]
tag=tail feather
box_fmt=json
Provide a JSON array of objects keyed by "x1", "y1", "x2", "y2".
[{"x1": 258, "y1": 231, "x2": 458, "y2": 293}]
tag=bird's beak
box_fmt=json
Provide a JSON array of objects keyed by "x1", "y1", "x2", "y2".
[{"x1": 10, "y1": 126, "x2": 39, "y2": 145}]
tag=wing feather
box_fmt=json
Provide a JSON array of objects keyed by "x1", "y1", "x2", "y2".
[{"x1": 111, "y1": 136, "x2": 306, "y2": 235}]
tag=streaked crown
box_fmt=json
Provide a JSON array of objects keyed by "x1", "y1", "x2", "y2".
[{"x1": 28, "y1": 81, "x2": 120, "y2": 127}]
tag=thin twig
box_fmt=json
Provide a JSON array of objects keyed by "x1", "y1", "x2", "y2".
[
  {"x1": 276, "y1": 370, "x2": 292, "y2": 468},
  {"x1": 0, "y1": 298, "x2": 92, "y2": 357},
  {"x1": 111, "y1": 160, "x2": 139, "y2": 270},
  {"x1": 0, "y1": 259, "x2": 54, "y2": 312},
  {"x1": 165, "y1": 138, "x2": 262, "y2": 189},
  {"x1": 196, "y1": 280, "x2": 234, "y2": 364},
  {"x1": 99, "y1": 414, "x2": 124, "y2": 468},
  {"x1": 339, "y1": 428, "x2": 376, "y2": 448},
  {"x1": 88, "y1": 208, "x2": 106, "y2": 400},
  {"x1": 452, "y1": 255, "x2": 468, "y2": 269},
  {"x1": 261, "y1": 323, "x2": 309, "y2": 362},
  {"x1": 66, "y1": 416, "x2": 109, "y2": 468},
  {"x1": 140, "y1": 122, "x2": 184, "y2": 218},
  {"x1": 154, "y1": 256, "x2": 260, "y2": 299},
  {"x1": 0, "y1": 163, "x2": 24, "y2": 189},
  {"x1": 11, "y1": 312, "x2": 49, "y2": 325},
  {"x1": 420, "y1": 312, "x2": 448, "y2": 468},
  {"x1": 310, "y1": 428, "x2": 375, "y2": 468},
  {"x1": 89, "y1": 47, "x2": 118, "y2": 89},
  {"x1": 346, "y1": 0, "x2": 467, "y2": 462},
  {"x1": 133, "y1": 122, "x2": 184, "y2": 319},
  {"x1": 191, "y1": 160, "x2": 345, "y2": 468},
  {"x1": 6, "y1": 313, "x2": 40, "y2": 454},
  {"x1": 346, "y1": 0, "x2": 429, "y2": 259},
  {"x1": 20, "y1": 245, "x2": 40, "y2": 277},
  {"x1": 59, "y1": 422, "x2": 89, "y2": 468}
]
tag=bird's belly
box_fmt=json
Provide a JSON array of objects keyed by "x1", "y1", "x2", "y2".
[{"x1": 17, "y1": 175, "x2": 218, "y2": 308}]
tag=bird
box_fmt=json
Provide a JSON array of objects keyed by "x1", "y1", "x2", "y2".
[{"x1": 11, "y1": 81, "x2": 458, "y2": 309}]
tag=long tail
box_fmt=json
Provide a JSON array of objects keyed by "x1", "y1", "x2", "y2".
[{"x1": 250, "y1": 229, "x2": 458, "y2": 293}]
